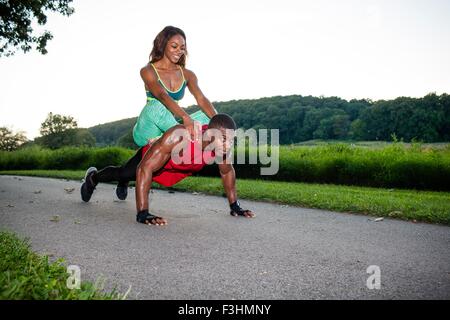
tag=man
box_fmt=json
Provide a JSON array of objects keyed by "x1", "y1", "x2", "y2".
[{"x1": 81, "y1": 113, "x2": 255, "y2": 226}]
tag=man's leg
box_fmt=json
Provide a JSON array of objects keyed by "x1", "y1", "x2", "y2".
[
  {"x1": 97, "y1": 148, "x2": 144, "y2": 200},
  {"x1": 81, "y1": 148, "x2": 143, "y2": 202}
]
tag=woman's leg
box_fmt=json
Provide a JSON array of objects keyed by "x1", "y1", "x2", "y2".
[
  {"x1": 133, "y1": 99, "x2": 173, "y2": 147},
  {"x1": 133, "y1": 100, "x2": 211, "y2": 148}
]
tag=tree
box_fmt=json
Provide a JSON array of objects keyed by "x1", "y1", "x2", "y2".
[
  {"x1": 313, "y1": 117, "x2": 334, "y2": 140},
  {"x1": 0, "y1": 0, "x2": 75, "y2": 57},
  {"x1": 36, "y1": 112, "x2": 94, "y2": 149},
  {"x1": 349, "y1": 119, "x2": 367, "y2": 140},
  {"x1": 117, "y1": 130, "x2": 139, "y2": 149},
  {"x1": 35, "y1": 128, "x2": 95, "y2": 149},
  {"x1": 0, "y1": 127, "x2": 28, "y2": 151},
  {"x1": 313, "y1": 115, "x2": 350, "y2": 140},
  {"x1": 88, "y1": 117, "x2": 137, "y2": 146},
  {"x1": 40, "y1": 112, "x2": 77, "y2": 136},
  {"x1": 437, "y1": 93, "x2": 450, "y2": 141},
  {"x1": 331, "y1": 114, "x2": 351, "y2": 139}
]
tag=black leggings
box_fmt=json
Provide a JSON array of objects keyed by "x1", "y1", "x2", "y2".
[{"x1": 92, "y1": 147, "x2": 144, "y2": 186}]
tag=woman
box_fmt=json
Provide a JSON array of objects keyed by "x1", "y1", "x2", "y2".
[
  {"x1": 85, "y1": 26, "x2": 218, "y2": 201},
  {"x1": 133, "y1": 25, "x2": 218, "y2": 147}
]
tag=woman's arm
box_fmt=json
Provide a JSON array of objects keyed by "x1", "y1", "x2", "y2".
[{"x1": 184, "y1": 69, "x2": 218, "y2": 118}]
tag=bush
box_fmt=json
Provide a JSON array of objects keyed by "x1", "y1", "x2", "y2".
[
  {"x1": 198, "y1": 142, "x2": 450, "y2": 191},
  {"x1": 0, "y1": 146, "x2": 134, "y2": 171},
  {"x1": 0, "y1": 231, "x2": 126, "y2": 300},
  {"x1": 1, "y1": 143, "x2": 449, "y2": 191}
]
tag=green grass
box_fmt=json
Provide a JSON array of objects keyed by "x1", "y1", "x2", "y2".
[
  {"x1": 294, "y1": 140, "x2": 450, "y2": 149},
  {"x1": 1, "y1": 170, "x2": 449, "y2": 225},
  {"x1": 0, "y1": 170, "x2": 86, "y2": 180},
  {"x1": 0, "y1": 231, "x2": 128, "y2": 300}
]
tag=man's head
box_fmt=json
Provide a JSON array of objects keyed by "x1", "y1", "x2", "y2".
[
  {"x1": 204, "y1": 113, "x2": 236, "y2": 156},
  {"x1": 208, "y1": 113, "x2": 237, "y2": 131}
]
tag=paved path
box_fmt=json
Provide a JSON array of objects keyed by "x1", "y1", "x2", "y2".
[{"x1": 0, "y1": 175, "x2": 449, "y2": 299}]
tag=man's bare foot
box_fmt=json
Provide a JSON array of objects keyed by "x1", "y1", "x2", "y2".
[
  {"x1": 244, "y1": 210, "x2": 256, "y2": 218},
  {"x1": 136, "y1": 211, "x2": 168, "y2": 226},
  {"x1": 146, "y1": 216, "x2": 168, "y2": 226},
  {"x1": 230, "y1": 209, "x2": 256, "y2": 218}
]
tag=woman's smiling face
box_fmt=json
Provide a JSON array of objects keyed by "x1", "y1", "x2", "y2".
[{"x1": 164, "y1": 34, "x2": 186, "y2": 64}]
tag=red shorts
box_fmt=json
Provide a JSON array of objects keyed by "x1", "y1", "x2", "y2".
[{"x1": 141, "y1": 124, "x2": 215, "y2": 187}]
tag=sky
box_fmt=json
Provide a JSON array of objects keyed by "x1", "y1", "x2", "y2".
[{"x1": 1, "y1": 0, "x2": 449, "y2": 139}]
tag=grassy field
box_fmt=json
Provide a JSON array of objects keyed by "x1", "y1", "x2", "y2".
[
  {"x1": 0, "y1": 231, "x2": 127, "y2": 300},
  {"x1": 294, "y1": 140, "x2": 450, "y2": 149},
  {"x1": 1, "y1": 170, "x2": 449, "y2": 225}
]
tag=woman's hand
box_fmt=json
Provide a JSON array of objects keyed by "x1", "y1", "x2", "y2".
[{"x1": 182, "y1": 116, "x2": 201, "y2": 142}]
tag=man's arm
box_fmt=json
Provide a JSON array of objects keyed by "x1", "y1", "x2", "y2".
[
  {"x1": 218, "y1": 162, "x2": 237, "y2": 205},
  {"x1": 218, "y1": 162, "x2": 255, "y2": 218},
  {"x1": 136, "y1": 125, "x2": 188, "y2": 216}
]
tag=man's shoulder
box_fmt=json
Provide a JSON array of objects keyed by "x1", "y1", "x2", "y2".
[
  {"x1": 166, "y1": 124, "x2": 186, "y2": 134},
  {"x1": 160, "y1": 124, "x2": 189, "y2": 146}
]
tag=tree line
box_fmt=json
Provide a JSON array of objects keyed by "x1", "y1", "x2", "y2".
[
  {"x1": 1, "y1": 93, "x2": 449, "y2": 151},
  {"x1": 90, "y1": 92, "x2": 450, "y2": 147},
  {"x1": 195, "y1": 92, "x2": 449, "y2": 144}
]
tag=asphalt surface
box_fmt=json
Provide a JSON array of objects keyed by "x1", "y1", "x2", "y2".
[{"x1": 0, "y1": 175, "x2": 449, "y2": 299}]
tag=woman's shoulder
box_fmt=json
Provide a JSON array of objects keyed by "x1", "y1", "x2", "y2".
[
  {"x1": 140, "y1": 63, "x2": 157, "y2": 80},
  {"x1": 140, "y1": 63, "x2": 153, "y2": 73},
  {"x1": 181, "y1": 67, "x2": 197, "y2": 82}
]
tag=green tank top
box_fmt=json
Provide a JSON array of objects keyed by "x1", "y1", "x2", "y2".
[{"x1": 146, "y1": 63, "x2": 187, "y2": 101}]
